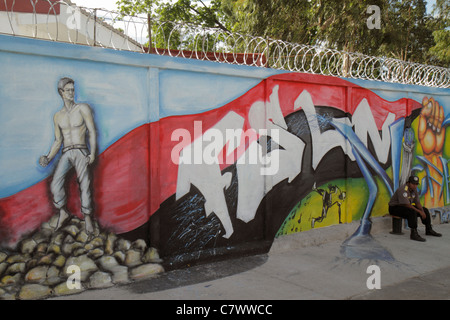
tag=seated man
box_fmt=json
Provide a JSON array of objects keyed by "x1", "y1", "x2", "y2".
[{"x1": 388, "y1": 175, "x2": 442, "y2": 242}]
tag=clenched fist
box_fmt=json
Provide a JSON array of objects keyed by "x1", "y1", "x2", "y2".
[
  {"x1": 418, "y1": 97, "x2": 445, "y2": 207},
  {"x1": 39, "y1": 155, "x2": 49, "y2": 167},
  {"x1": 418, "y1": 97, "x2": 445, "y2": 155}
]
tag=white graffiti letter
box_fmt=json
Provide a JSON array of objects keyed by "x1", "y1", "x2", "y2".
[
  {"x1": 236, "y1": 85, "x2": 305, "y2": 223},
  {"x1": 294, "y1": 90, "x2": 353, "y2": 169},
  {"x1": 352, "y1": 98, "x2": 395, "y2": 164},
  {"x1": 175, "y1": 112, "x2": 245, "y2": 238}
]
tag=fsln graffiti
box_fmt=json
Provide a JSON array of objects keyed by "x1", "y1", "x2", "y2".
[{"x1": 171, "y1": 85, "x2": 403, "y2": 239}]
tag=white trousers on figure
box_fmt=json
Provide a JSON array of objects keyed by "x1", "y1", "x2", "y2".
[{"x1": 50, "y1": 148, "x2": 92, "y2": 215}]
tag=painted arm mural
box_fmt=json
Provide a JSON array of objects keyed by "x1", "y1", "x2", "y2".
[{"x1": 418, "y1": 97, "x2": 445, "y2": 208}]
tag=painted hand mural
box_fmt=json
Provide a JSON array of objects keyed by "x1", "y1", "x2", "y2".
[{"x1": 418, "y1": 97, "x2": 446, "y2": 208}]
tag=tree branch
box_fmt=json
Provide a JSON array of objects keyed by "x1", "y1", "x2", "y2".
[{"x1": 188, "y1": 2, "x2": 230, "y2": 32}]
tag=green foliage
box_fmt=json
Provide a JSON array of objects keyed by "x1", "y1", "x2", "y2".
[
  {"x1": 115, "y1": 0, "x2": 449, "y2": 66},
  {"x1": 428, "y1": 0, "x2": 450, "y2": 66},
  {"x1": 116, "y1": 0, "x2": 156, "y2": 16},
  {"x1": 225, "y1": 0, "x2": 446, "y2": 65},
  {"x1": 116, "y1": 0, "x2": 228, "y2": 51},
  {"x1": 429, "y1": 29, "x2": 450, "y2": 65}
]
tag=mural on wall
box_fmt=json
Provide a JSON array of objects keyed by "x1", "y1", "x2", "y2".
[
  {"x1": 415, "y1": 97, "x2": 447, "y2": 208},
  {"x1": 278, "y1": 95, "x2": 450, "y2": 237},
  {"x1": 38, "y1": 77, "x2": 96, "y2": 234},
  {"x1": 311, "y1": 183, "x2": 346, "y2": 228},
  {"x1": 0, "y1": 34, "x2": 449, "y2": 298},
  {"x1": 0, "y1": 39, "x2": 162, "y2": 298},
  {"x1": 151, "y1": 73, "x2": 449, "y2": 265}
]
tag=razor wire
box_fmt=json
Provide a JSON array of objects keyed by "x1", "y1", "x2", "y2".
[{"x1": 1, "y1": 0, "x2": 449, "y2": 88}]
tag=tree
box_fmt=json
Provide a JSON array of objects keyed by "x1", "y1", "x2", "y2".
[
  {"x1": 220, "y1": 0, "x2": 314, "y2": 44},
  {"x1": 115, "y1": 0, "x2": 448, "y2": 66},
  {"x1": 116, "y1": 0, "x2": 230, "y2": 51},
  {"x1": 428, "y1": 0, "x2": 450, "y2": 65},
  {"x1": 225, "y1": 0, "x2": 447, "y2": 65},
  {"x1": 376, "y1": 0, "x2": 434, "y2": 62},
  {"x1": 220, "y1": 0, "x2": 387, "y2": 52},
  {"x1": 429, "y1": 29, "x2": 450, "y2": 65},
  {"x1": 116, "y1": 0, "x2": 227, "y2": 29},
  {"x1": 116, "y1": 0, "x2": 156, "y2": 16},
  {"x1": 311, "y1": 0, "x2": 386, "y2": 53}
]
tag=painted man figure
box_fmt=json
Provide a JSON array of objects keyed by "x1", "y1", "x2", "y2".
[
  {"x1": 39, "y1": 77, "x2": 96, "y2": 234},
  {"x1": 388, "y1": 175, "x2": 442, "y2": 242},
  {"x1": 311, "y1": 183, "x2": 346, "y2": 228}
]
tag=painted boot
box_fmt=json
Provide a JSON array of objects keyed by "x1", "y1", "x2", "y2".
[{"x1": 410, "y1": 228, "x2": 426, "y2": 242}]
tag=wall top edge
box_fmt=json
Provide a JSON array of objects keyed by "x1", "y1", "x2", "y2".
[
  {"x1": 0, "y1": 34, "x2": 448, "y2": 95},
  {"x1": 0, "y1": 34, "x2": 283, "y2": 80}
]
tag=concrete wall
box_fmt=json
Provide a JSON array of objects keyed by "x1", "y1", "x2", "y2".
[{"x1": 1, "y1": 34, "x2": 449, "y2": 272}]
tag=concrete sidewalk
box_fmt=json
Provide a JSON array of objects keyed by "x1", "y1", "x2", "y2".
[{"x1": 50, "y1": 218, "x2": 450, "y2": 300}]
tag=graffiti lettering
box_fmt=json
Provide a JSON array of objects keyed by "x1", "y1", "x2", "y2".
[
  {"x1": 294, "y1": 90, "x2": 353, "y2": 168},
  {"x1": 175, "y1": 112, "x2": 242, "y2": 238},
  {"x1": 175, "y1": 86, "x2": 397, "y2": 237},
  {"x1": 353, "y1": 99, "x2": 395, "y2": 164},
  {"x1": 294, "y1": 92, "x2": 395, "y2": 169},
  {"x1": 236, "y1": 86, "x2": 304, "y2": 223},
  {"x1": 171, "y1": 121, "x2": 280, "y2": 173}
]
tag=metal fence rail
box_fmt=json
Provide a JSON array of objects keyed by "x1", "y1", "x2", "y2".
[{"x1": 1, "y1": 0, "x2": 449, "y2": 88}]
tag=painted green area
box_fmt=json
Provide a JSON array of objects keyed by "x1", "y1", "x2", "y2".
[{"x1": 276, "y1": 175, "x2": 392, "y2": 237}]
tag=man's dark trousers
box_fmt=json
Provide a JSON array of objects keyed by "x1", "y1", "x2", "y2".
[{"x1": 388, "y1": 205, "x2": 431, "y2": 229}]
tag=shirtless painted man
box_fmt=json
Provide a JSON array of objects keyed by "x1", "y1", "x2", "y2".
[{"x1": 39, "y1": 77, "x2": 96, "y2": 234}]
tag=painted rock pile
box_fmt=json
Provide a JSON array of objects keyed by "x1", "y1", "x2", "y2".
[{"x1": 0, "y1": 214, "x2": 164, "y2": 300}]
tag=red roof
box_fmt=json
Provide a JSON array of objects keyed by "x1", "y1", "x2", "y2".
[
  {"x1": 0, "y1": 0, "x2": 60, "y2": 14},
  {"x1": 145, "y1": 47, "x2": 267, "y2": 67}
]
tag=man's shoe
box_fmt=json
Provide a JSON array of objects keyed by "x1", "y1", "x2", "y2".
[
  {"x1": 410, "y1": 229, "x2": 426, "y2": 242},
  {"x1": 426, "y1": 227, "x2": 442, "y2": 237}
]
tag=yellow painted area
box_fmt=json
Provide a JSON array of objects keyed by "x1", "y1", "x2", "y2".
[
  {"x1": 277, "y1": 103, "x2": 450, "y2": 238},
  {"x1": 276, "y1": 176, "x2": 392, "y2": 237}
]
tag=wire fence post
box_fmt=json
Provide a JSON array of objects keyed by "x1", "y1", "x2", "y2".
[
  {"x1": 147, "y1": 13, "x2": 152, "y2": 54},
  {"x1": 93, "y1": 8, "x2": 97, "y2": 46},
  {"x1": 342, "y1": 53, "x2": 350, "y2": 77}
]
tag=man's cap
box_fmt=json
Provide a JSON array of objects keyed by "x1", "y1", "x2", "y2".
[{"x1": 408, "y1": 175, "x2": 420, "y2": 185}]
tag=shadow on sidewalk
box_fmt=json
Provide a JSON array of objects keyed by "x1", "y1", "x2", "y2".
[{"x1": 121, "y1": 254, "x2": 268, "y2": 294}]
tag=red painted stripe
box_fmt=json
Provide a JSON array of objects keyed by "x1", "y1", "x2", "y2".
[{"x1": 0, "y1": 73, "x2": 422, "y2": 247}]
